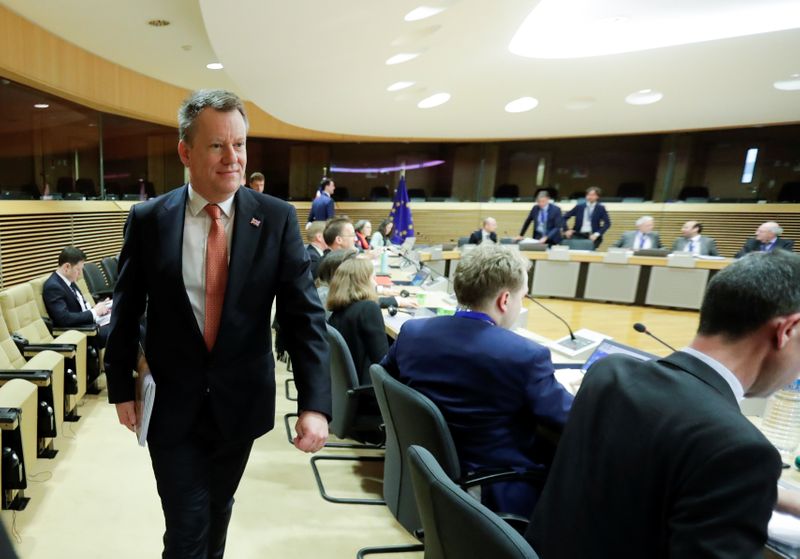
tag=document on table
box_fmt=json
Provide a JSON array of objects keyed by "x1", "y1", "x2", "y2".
[{"x1": 135, "y1": 369, "x2": 156, "y2": 447}]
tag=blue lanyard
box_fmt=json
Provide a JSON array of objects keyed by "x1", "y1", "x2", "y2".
[{"x1": 454, "y1": 310, "x2": 496, "y2": 326}]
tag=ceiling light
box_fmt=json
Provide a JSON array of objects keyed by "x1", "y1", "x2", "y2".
[
  {"x1": 404, "y1": 6, "x2": 445, "y2": 22},
  {"x1": 33, "y1": 103, "x2": 49, "y2": 109},
  {"x1": 417, "y1": 93, "x2": 450, "y2": 109},
  {"x1": 206, "y1": 62, "x2": 224, "y2": 70},
  {"x1": 386, "y1": 53, "x2": 420, "y2": 65},
  {"x1": 625, "y1": 89, "x2": 663, "y2": 105},
  {"x1": 387, "y1": 81, "x2": 415, "y2": 92},
  {"x1": 774, "y1": 74, "x2": 800, "y2": 91},
  {"x1": 147, "y1": 19, "x2": 170, "y2": 27},
  {"x1": 505, "y1": 97, "x2": 539, "y2": 113},
  {"x1": 509, "y1": 0, "x2": 800, "y2": 59}
]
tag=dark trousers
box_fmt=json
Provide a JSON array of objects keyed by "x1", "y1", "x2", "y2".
[
  {"x1": 572, "y1": 231, "x2": 603, "y2": 249},
  {"x1": 148, "y1": 412, "x2": 254, "y2": 559}
]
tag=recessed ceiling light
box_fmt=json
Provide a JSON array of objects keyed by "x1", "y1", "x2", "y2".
[
  {"x1": 33, "y1": 103, "x2": 49, "y2": 109},
  {"x1": 505, "y1": 97, "x2": 539, "y2": 113},
  {"x1": 387, "y1": 81, "x2": 415, "y2": 92},
  {"x1": 206, "y1": 62, "x2": 224, "y2": 70},
  {"x1": 625, "y1": 89, "x2": 663, "y2": 105},
  {"x1": 386, "y1": 53, "x2": 420, "y2": 65},
  {"x1": 404, "y1": 6, "x2": 445, "y2": 22},
  {"x1": 509, "y1": 0, "x2": 800, "y2": 59},
  {"x1": 774, "y1": 74, "x2": 800, "y2": 91},
  {"x1": 417, "y1": 93, "x2": 450, "y2": 109},
  {"x1": 147, "y1": 19, "x2": 170, "y2": 27}
]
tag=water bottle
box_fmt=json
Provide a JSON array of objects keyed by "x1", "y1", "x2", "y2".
[
  {"x1": 761, "y1": 379, "x2": 800, "y2": 455},
  {"x1": 380, "y1": 250, "x2": 389, "y2": 275}
]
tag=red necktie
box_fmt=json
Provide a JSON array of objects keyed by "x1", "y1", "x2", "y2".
[{"x1": 204, "y1": 204, "x2": 228, "y2": 350}]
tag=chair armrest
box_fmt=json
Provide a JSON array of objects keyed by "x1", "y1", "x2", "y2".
[
  {"x1": 460, "y1": 468, "x2": 547, "y2": 489},
  {"x1": 347, "y1": 385, "x2": 375, "y2": 395},
  {"x1": 497, "y1": 514, "x2": 530, "y2": 536},
  {"x1": 91, "y1": 290, "x2": 114, "y2": 300},
  {"x1": 0, "y1": 370, "x2": 51, "y2": 387},
  {"x1": 52, "y1": 325, "x2": 97, "y2": 336},
  {"x1": 23, "y1": 343, "x2": 77, "y2": 358}
]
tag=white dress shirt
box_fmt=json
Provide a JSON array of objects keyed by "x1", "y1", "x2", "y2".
[
  {"x1": 481, "y1": 230, "x2": 494, "y2": 243},
  {"x1": 182, "y1": 185, "x2": 235, "y2": 335},
  {"x1": 580, "y1": 203, "x2": 595, "y2": 234},
  {"x1": 681, "y1": 346, "x2": 745, "y2": 402},
  {"x1": 635, "y1": 232, "x2": 653, "y2": 250},
  {"x1": 685, "y1": 235, "x2": 701, "y2": 255}
]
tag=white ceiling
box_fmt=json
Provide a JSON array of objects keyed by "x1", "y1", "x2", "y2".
[{"x1": 3, "y1": 0, "x2": 800, "y2": 139}]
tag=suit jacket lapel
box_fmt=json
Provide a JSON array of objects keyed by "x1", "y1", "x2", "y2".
[
  {"x1": 222, "y1": 188, "x2": 263, "y2": 324},
  {"x1": 157, "y1": 186, "x2": 204, "y2": 344},
  {"x1": 660, "y1": 351, "x2": 738, "y2": 407}
]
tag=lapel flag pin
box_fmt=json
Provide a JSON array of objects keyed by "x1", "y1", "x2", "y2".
[{"x1": 250, "y1": 217, "x2": 262, "y2": 227}]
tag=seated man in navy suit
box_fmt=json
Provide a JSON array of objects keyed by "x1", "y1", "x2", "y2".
[
  {"x1": 467, "y1": 217, "x2": 498, "y2": 244},
  {"x1": 518, "y1": 191, "x2": 563, "y2": 246},
  {"x1": 43, "y1": 246, "x2": 111, "y2": 348},
  {"x1": 736, "y1": 221, "x2": 795, "y2": 258},
  {"x1": 381, "y1": 244, "x2": 573, "y2": 517},
  {"x1": 562, "y1": 186, "x2": 611, "y2": 248}
]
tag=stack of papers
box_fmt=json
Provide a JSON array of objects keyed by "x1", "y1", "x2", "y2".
[{"x1": 135, "y1": 370, "x2": 156, "y2": 447}]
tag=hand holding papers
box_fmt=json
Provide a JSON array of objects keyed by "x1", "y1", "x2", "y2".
[{"x1": 134, "y1": 354, "x2": 155, "y2": 447}]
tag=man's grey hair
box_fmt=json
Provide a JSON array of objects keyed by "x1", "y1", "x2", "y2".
[
  {"x1": 764, "y1": 222, "x2": 784, "y2": 235},
  {"x1": 178, "y1": 89, "x2": 249, "y2": 144},
  {"x1": 454, "y1": 244, "x2": 530, "y2": 310},
  {"x1": 636, "y1": 215, "x2": 654, "y2": 227},
  {"x1": 483, "y1": 217, "x2": 496, "y2": 226}
]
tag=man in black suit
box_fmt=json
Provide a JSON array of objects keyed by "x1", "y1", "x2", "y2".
[
  {"x1": 562, "y1": 186, "x2": 611, "y2": 248},
  {"x1": 468, "y1": 217, "x2": 498, "y2": 244},
  {"x1": 43, "y1": 246, "x2": 111, "y2": 348},
  {"x1": 105, "y1": 90, "x2": 331, "y2": 558},
  {"x1": 736, "y1": 221, "x2": 795, "y2": 258},
  {"x1": 518, "y1": 191, "x2": 563, "y2": 246},
  {"x1": 527, "y1": 250, "x2": 800, "y2": 558},
  {"x1": 305, "y1": 220, "x2": 327, "y2": 279}
]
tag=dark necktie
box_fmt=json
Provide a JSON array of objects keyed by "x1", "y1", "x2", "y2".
[
  {"x1": 638, "y1": 234, "x2": 645, "y2": 249},
  {"x1": 204, "y1": 204, "x2": 228, "y2": 350},
  {"x1": 70, "y1": 283, "x2": 87, "y2": 311}
]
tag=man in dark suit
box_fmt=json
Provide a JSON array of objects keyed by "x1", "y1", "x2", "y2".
[
  {"x1": 105, "y1": 90, "x2": 331, "y2": 559},
  {"x1": 528, "y1": 250, "x2": 800, "y2": 558},
  {"x1": 612, "y1": 215, "x2": 663, "y2": 249},
  {"x1": 518, "y1": 191, "x2": 563, "y2": 246},
  {"x1": 468, "y1": 217, "x2": 498, "y2": 244},
  {"x1": 562, "y1": 186, "x2": 611, "y2": 248},
  {"x1": 736, "y1": 221, "x2": 794, "y2": 258},
  {"x1": 671, "y1": 220, "x2": 720, "y2": 256},
  {"x1": 381, "y1": 244, "x2": 573, "y2": 517},
  {"x1": 43, "y1": 246, "x2": 111, "y2": 348},
  {"x1": 305, "y1": 220, "x2": 327, "y2": 279},
  {"x1": 307, "y1": 177, "x2": 335, "y2": 224}
]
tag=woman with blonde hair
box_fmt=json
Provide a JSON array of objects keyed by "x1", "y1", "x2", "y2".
[{"x1": 327, "y1": 257, "x2": 389, "y2": 385}]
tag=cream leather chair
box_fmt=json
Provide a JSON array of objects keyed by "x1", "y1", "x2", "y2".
[
  {"x1": 0, "y1": 283, "x2": 87, "y2": 417},
  {"x1": 0, "y1": 308, "x2": 64, "y2": 456},
  {"x1": 0, "y1": 378, "x2": 38, "y2": 510}
]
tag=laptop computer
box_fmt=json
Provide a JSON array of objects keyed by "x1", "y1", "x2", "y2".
[
  {"x1": 579, "y1": 339, "x2": 657, "y2": 373},
  {"x1": 519, "y1": 240, "x2": 548, "y2": 252},
  {"x1": 633, "y1": 248, "x2": 669, "y2": 257},
  {"x1": 393, "y1": 267, "x2": 430, "y2": 286}
]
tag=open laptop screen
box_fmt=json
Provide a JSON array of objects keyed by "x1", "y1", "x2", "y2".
[{"x1": 581, "y1": 339, "x2": 657, "y2": 373}]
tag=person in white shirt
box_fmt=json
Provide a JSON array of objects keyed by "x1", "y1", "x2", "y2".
[{"x1": 671, "y1": 220, "x2": 719, "y2": 256}]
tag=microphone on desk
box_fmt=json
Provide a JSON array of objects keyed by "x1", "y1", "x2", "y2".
[
  {"x1": 633, "y1": 322, "x2": 677, "y2": 353},
  {"x1": 525, "y1": 294, "x2": 594, "y2": 351}
]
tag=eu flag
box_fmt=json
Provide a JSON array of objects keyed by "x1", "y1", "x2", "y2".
[{"x1": 389, "y1": 175, "x2": 415, "y2": 244}]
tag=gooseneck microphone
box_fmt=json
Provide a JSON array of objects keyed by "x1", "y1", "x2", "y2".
[
  {"x1": 633, "y1": 322, "x2": 677, "y2": 352},
  {"x1": 526, "y1": 294, "x2": 594, "y2": 351}
]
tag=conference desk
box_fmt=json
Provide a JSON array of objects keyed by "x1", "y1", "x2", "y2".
[{"x1": 418, "y1": 248, "x2": 733, "y2": 311}]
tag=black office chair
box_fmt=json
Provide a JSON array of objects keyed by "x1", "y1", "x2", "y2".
[
  {"x1": 359, "y1": 365, "x2": 543, "y2": 557},
  {"x1": 494, "y1": 184, "x2": 520, "y2": 199},
  {"x1": 777, "y1": 182, "x2": 800, "y2": 202},
  {"x1": 677, "y1": 185, "x2": 709, "y2": 201},
  {"x1": 0, "y1": 191, "x2": 33, "y2": 200},
  {"x1": 83, "y1": 262, "x2": 114, "y2": 300},
  {"x1": 75, "y1": 178, "x2": 96, "y2": 198},
  {"x1": 101, "y1": 256, "x2": 118, "y2": 286},
  {"x1": 63, "y1": 192, "x2": 85, "y2": 200},
  {"x1": 457, "y1": 236, "x2": 471, "y2": 247},
  {"x1": 563, "y1": 238, "x2": 595, "y2": 251},
  {"x1": 616, "y1": 182, "x2": 646, "y2": 199},
  {"x1": 291, "y1": 326, "x2": 385, "y2": 505},
  {"x1": 334, "y1": 187, "x2": 350, "y2": 201},
  {"x1": 408, "y1": 188, "x2": 427, "y2": 201},
  {"x1": 370, "y1": 186, "x2": 391, "y2": 201},
  {"x1": 408, "y1": 445, "x2": 540, "y2": 559}
]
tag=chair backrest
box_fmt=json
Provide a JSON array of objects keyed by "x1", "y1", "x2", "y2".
[
  {"x1": 457, "y1": 236, "x2": 471, "y2": 247},
  {"x1": 0, "y1": 283, "x2": 54, "y2": 343},
  {"x1": 677, "y1": 185, "x2": 709, "y2": 200},
  {"x1": 408, "y1": 445, "x2": 539, "y2": 559},
  {"x1": 778, "y1": 182, "x2": 800, "y2": 203},
  {"x1": 101, "y1": 256, "x2": 119, "y2": 285},
  {"x1": 369, "y1": 364, "x2": 461, "y2": 533},
  {"x1": 494, "y1": 184, "x2": 520, "y2": 199},
  {"x1": 564, "y1": 238, "x2": 595, "y2": 251},
  {"x1": 616, "y1": 182, "x2": 645, "y2": 198},
  {"x1": 76, "y1": 278, "x2": 97, "y2": 307},
  {"x1": 370, "y1": 364, "x2": 403, "y2": 515},
  {"x1": 0, "y1": 310, "x2": 26, "y2": 369},
  {"x1": 83, "y1": 262, "x2": 112, "y2": 295},
  {"x1": 326, "y1": 324, "x2": 361, "y2": 439},
  {"x1": 370, "y1": 186, "x2": 390, "y2": 201},
  {"x1": 28, "y1": 274, "x2": 50, "y2": 317}
]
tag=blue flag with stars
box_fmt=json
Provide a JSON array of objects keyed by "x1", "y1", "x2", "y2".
[{"x1": 389, "y1": 174, "x2": 414, "y2": 244}]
